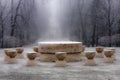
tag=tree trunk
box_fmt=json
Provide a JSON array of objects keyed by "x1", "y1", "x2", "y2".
[
  {"x1": 92, "y1": 25, "x2": 96, "y2": 46},
  {"x1": 10, "y1": 0, "x2": 22, "y2": 37},
  {"x1": 10, "y1": 0, "x2": 14, "y2": 36},
  {"x1": 108, "y1": 0, "x2": 112, "y2": 47}
]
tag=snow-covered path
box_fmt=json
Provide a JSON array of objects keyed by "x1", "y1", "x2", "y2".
[{"x1": 0, "y1": 47, "x2": 120, "y2": 80}]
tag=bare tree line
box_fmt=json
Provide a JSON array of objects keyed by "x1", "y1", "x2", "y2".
[
  {"x1": 0, "y1": 0, "x2": 38, "y2": 48},
  {"x1": 0, "y1": 0, "x2": 120, "y2": 48},
  {"x1": 58, "y1": 0, "x2": 120, "y2": 47}
]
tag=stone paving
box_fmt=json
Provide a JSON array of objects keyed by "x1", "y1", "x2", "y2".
[{"x1": 0, "y1": 47, "x2": 119, "y2": 80}]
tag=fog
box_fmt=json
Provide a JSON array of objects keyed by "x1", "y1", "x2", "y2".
[
  {"x1": 0, "y1": 0, "x2": 120, "y2": 48},
  {"x1": 35, "y1": 0, "x2": 71, "y2": 41}
]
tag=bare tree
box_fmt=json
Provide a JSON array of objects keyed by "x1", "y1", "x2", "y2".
[
  {"x1": 90, "y1": 0, "x2": 104, "y2": 46},
  {"x1": 105, "y1": 0, "x2": 116, "y2": 47},
  {"x1": 10, "y1": 0, "x2": 22, "y2": 37},
  {"x1": 0, "y1": 1, "x2": 7, "y2": 48}
]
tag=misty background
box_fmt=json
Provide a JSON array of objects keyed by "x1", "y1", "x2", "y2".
[{"x1": 0, "y1": 0, "x2": 120, "y2": 48}]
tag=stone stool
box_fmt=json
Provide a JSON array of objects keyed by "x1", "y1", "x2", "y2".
[
  {"x1": 4, "y1": 50, "x2": 11, "y2": 62},
  {"x1": 96, "y1": 47, "x2": 104, "y2": 58},
  {"x1": 55, "y1": 52, "x2": 67, "y2": 67},
  {"x1": 26, "y1": 53, "x2": 37, "y2": 66},
  {"x1": 33, "y1": 46, "x2": 40, "y2": 57},
  {"x1": 104, "y1": 50, "x2": 114, "y2": 63},
  {"x1": 85, "y1": 51, "x2": 96, "y2": 66},
  {"x1": 7, "y1": 50, "x2": 17, "y2": 64},
  {"x1": 16, "y1": 48, "x2": 24, "y2": 59},
  {"x1": 107, "y1": 48, "x2": 116, "y2": 60}
]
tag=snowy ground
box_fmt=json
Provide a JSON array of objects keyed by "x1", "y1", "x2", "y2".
[{"x1": 0, "y1": 47, "x2": 120, "y2": 80}]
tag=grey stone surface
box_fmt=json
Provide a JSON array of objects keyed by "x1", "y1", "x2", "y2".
[{"x1": 0, "y1": 47, "x2": 119, "y2": 80}]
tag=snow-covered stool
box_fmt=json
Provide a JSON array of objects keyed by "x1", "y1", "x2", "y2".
[
  {"x1": 26, "y1": 53, "x2": 37, "y2": 66},
  {"x1": 81, "y1": 45, "x2": 85, "y2": 56},
  {"x1": 16, "y1": 48, "x2": 24, "y2": 59},
  {"x1": 55, "y1": 52, "x2": 67, "y2": 67},
  {"x1": 4, "y1": 50, "x2": 11, "y2": 62},
  {"x1": 7, "y1": 50, "x2": 17, "y2": 64},
  {"x1": 104, "y1": 50, "x2": 114, "y2": 63},
  {"x1": 33, "y1": 46, "x2": 40, "y2": 57},
  {"x1": 85, "y1": 51, "x2": 96, "y2": 66},
  {"x1": 107, "y1": 48, "x2": 116, "y2": 60},
  {"x1": 96, "y1": 47, "x2": 104, "y2": 58}
]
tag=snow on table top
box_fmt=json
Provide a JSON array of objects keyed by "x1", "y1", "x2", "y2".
[
  {"x1": 0, "y1": 47, "x2": 119, "y2": 80},
  {"x1": 38, "y1": 41, "x2": 82, "y2": 44}
]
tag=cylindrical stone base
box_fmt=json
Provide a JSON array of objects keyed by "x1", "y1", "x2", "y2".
[
  {"x1": 104, "y1": 57, "x2": 114, "y2": 63},
  {"x1": 96, "y1": 53, "x2": 104, "y2": 58},
  {"x1": 85, "y1": 59, "x2": 96, "y2": 66},
  {"x1": 55, "y1": 60, "x2": 67, "y2": 67},
  {"x1": 4, "y1": 56, "x2": 10, "y2": 62},
  {"x1": 7, "y1": 58, "x2": 17, "y2": 64},
  {"x1": 16, "y1": 54, "x2": 24, "y2": 59},
  {"x1": 26, "y1": 60, "x2": 37, "y2": 66},
  {"x1": 39, "y1": 53, "x2": 81, "y2": 62}
]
